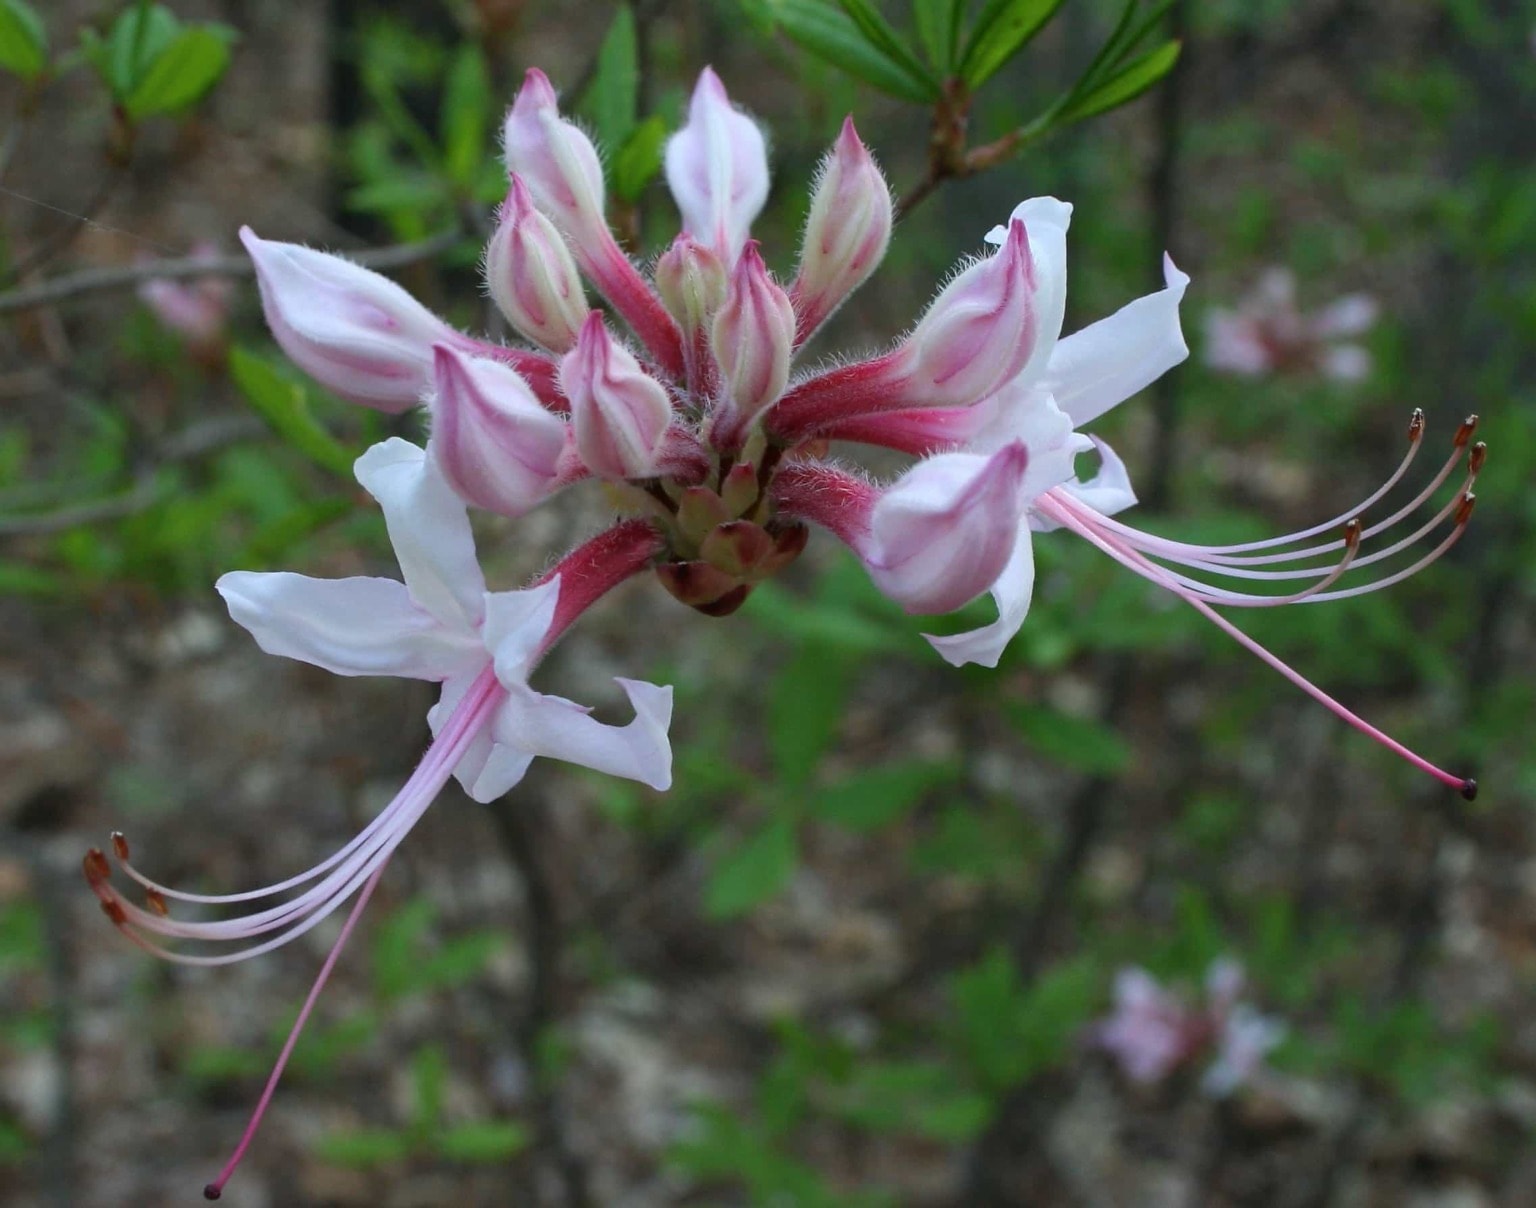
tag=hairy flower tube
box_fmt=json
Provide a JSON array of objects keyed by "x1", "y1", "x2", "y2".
[{"x1": 88, "y1": 66, "x2": 1479, "y2": 1198}]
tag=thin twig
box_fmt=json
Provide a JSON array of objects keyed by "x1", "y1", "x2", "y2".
[
  {"x1": 488, "y1": 793, "x2": 591, "y2": 1208},
  {"x1": 0, "y1": 228, "x2": 462, "y2": 316},
  {"x1": 0, "y1": 414, "x2": 263, "y2": 537},
  {"x1": 1143, "y1": 0, "x2": 1189, "y2": 513}
]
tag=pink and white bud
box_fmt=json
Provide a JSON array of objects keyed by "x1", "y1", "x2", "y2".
[
  {"x1": 559, "y1": 313, "x2": 675, "y2": 480},
  {"x1": 664, "y1": 68, "x2": 769, "y2": 264},
  {"x1": 893, "y1": 219, "x2": 1038, "y2": 408},
  {"x1": 241, "y1": 226, "x2": 458, "y2": 413},
  {"x1": 791, "y1": 117, "x2": 892, "y2": 343},
  {"x1": 428, "y1": 345, "x2": 573, "y2": 518},
  {"x1": 862, "y1": 444, "x2": 1029, "y2": 615},
  {"x1": 485, "y1": 176, "x2": 588, "y2": 352},
  {"x1": 654, "y1": 235, "x2": 728, "y2": 335},
  {"x1": 710, "y1": 241, "x2": 795, "y2": 442},
  {"x1": 503, "y1": 69, "x2": 608, "y2": 242}
]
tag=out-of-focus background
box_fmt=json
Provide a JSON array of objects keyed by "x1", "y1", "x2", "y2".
[{"x1": 2, "y1": 1, "x2": 1534, "y2": 1204}]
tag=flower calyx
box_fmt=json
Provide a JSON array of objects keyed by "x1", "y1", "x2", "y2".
[{"x1": 651, "y1": 455, "x2": 808, "y2": 617}]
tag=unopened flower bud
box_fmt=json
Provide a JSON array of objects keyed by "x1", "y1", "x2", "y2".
[
  {"x1": 240, "y1": 226, "x2": 458, "y2": 412},
  {"x1": 710, "y1": 242, "x2": 795, "y2": 442},
  {"x1": 862, "y1": 444, "x2": 1028, "y2": 614},
  {"x1": 895, "y1": 219, "x2": 1038, "y2": 408},
  {"x1": 664, "y1": 68, "x2": 769, "y2": 263},
  {"x1": 654, "y1": 235, "x2": 728, "y2": 335},
  {"x1": 791, "y1": 117, "x2": 892, "y2": 342},
  {"x1": 485, "y1": 176, "x2": 589, "y2": 352},
  {"x1": 428, "y1": 344, "x2": 571, "y2": 517},
  {"x1": 503, "y1": 68, "x2": 607, "y2": 242},
  {"x1": 559, "y1": 313, "x2": 675, "y2": 480}
]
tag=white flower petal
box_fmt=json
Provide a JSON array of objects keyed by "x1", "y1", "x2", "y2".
[
  {"x1": 355, "y1": 439, "x2": 486, "y2": 631},
  {"x1": 429, "y1": 672, "x2": 536, "y2": 803},
  {"x1": 218, "y1": 572, "x2": 481, "y2": 680},
  {"x1": 1043, "y1": 254, "x2": 1190, "y2": 428},
  {"x1": 1063, "y1": 437, "x2": 1137, "y2": 517},
  {"x1": 1309, "y1": 292, "x2": 1378, "y2": 339},
  {"x1": 483, "y1": 578, "x2": 563, "y2": 685},
  {"x1": 1321, "y1": 343, "x2": 1372, "y2": 382},
  {"x1": 924, "y1": 525, "x2": 1036, "y2": 668},
  {"x1": 495, "y1": 677, "x2": 674, "y2": 790}
]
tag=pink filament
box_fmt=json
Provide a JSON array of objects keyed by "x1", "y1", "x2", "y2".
[{"x1": 1035, "y1": 490, "x2": 1471, "y2": 796}]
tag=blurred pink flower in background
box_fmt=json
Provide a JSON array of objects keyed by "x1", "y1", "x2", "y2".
[
  {"x1": 1204, "y1": 267, "x2": 1378, "y2": 383},
  {"x1": 1091, "y1": 958, "x2": 1285, "y2": 1096},
  {"x1": 136, "y1": 241, "x2": 233, "y2": 360}
]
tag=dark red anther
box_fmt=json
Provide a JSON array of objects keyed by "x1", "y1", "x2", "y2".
[
  {"x1": 1342, "y1": 518, "x2": 1363, "y2": 550},
  {"x1": 1407, "y1": 409, "x2": 1425, "y2": 442},
  {"x1": 204, "y1": 1184, "x2": 222, "y2": 1200},
  {"x1": 1467, "y1": 441, "x2": 1487, "y2": 474},
  {"x1": 1460, "y1": 778, "x2": 1478, "y2": 802},
  {"x1": 82, "y1": 849, "x2": 110, "y2": 886},
  {"x1": 111, "y1": 831, "x2": 130, "y2": 861},
  {"x1": 100, "y1": 898, "x2": 127, "y2": 927},
  {"x1": 145, "y1": 889, "x2": 169, "y2": 917},
  {"x1": 1454, "y1": 415, "x2": 1479, "y2": 447},
  {"x1": 1455, "y1": 493, "x2": 1477, "y2": 525}
]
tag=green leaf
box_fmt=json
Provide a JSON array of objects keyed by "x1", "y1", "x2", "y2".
[
  {"x1": 311, "y1": 1128, "x2": 413, "y2": 1168},
  {"x1": 768, "y1": 644, "x2": 854, "y2": 786},
  {"x1": 835, "y1": 0, "x2": 936, "y2": 88},
  {"x1": 763, "y1": 0, "x2": 939, "y2": 103},
  {"x1": 1005, "y1": 703, "x2": 1129, "y2": 775},
  {"x1": 100, "y1": 4, "x2": 180, "y2": 99},
  {"x1": 610, "y1": 114, "x2": 668, "y2": 202},
  {"x1": 124, "y1": 26, "x2": 234, "y2": 118},
  {"x1": 958, "y1": 0, "x2": 1066, "y2": 88},
  {"x1": 371, "y1": 897, "x2": 435, "y2": 1001},
  {"x1": 744, "y1": 581, "x2": 912, "y2": 656},
  {"x1": 951, "y1": 950, "x2": 1097, "y2": 1092},
  {"x1": 440, "y1": 45, "x2": 490, "y2": 187},
  {"x1": 418, "y1": 930, "x2": 506, "y2": 991},
  {"x1": 229, "y1": 346, "x2": 356, "y2": 479},
  {"x1": 705, "y1": 817, "x2": 798, "y2": 919},
  {"x1": 0, "y1": 0, "x2": 47, "y2": 81},
  {"x1": 831, "y1": 1059, "x2": 992, "y2": 1140},
  {"x1": 810, "y1": 759, "x2": 961, "y2": 831},
  {"x1": 436, "y1": 1120, "x2": 530, "y2": 1162},
  {"x1": 581, "y1": 5, "x2": 639, "y2": 149},
  {"x1": 411, "y1": 1045, "x2": 447, "y2": 1129},
  {"x1": 1056, "y1": 38, "x2": 1180, "y2": 123},
  {"x1": 345, "y1": 175, "x2": 450, "y2": 216},
  {"x1": 911, "y1": 0, "x2": 964, "y2": 72},
  {"x1": 0, "y1": 560, "x2": 62, "y2": 595}
]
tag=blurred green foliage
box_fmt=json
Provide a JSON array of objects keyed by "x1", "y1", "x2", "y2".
[{"x1": 3, "y1": 0, "x2": 1532, "y2": 1199}]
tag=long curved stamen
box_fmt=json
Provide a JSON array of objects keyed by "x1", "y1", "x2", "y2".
[
  {"x1": 1052, "y1": 417, "x2": 1483, "y2": 610},
  {"x1": 201, "y1": 863, "x2": 387, "y2": 1202},
  {"x1": 1102, "y1": 438, "x2": 1477, "y2": 579},
  {"x1": 196, "y1": 665, "x2": 502, "y2": 1201},
  {"x1": 1034, "y1": 491, "x2": 1475, "y2": 798},
  {"x1": 1097, "y1": 411, "x2": 1469, "y2": 562},
  {"x1": 86, "y1": 667, "x2": 504, "y2": 962}
]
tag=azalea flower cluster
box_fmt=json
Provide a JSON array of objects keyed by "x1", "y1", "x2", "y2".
[
  {"x1": 81, "y1": 67, "x2": 1479, "y2": 1197},
  {"x1": 1204, "y1": 266, "x2": 1378, "y2": 383},
  {"x1": 1091, "y1": 960, "x2": 1285, "y2": 1097}
]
